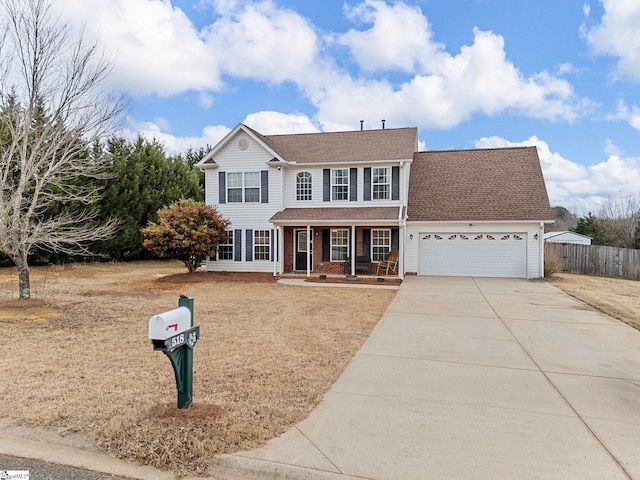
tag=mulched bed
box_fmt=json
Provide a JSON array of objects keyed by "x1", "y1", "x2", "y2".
[{"x1": 154, "y1": 271, "x2": 402, "y2": 287}]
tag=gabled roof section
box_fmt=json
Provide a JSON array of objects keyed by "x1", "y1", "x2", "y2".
[
  {"x1": 263, "y1": 127, "x2": 417, "y2": 164},
  {"x1": 408, "y1": 147, "x2": 553, "y2": 222},
  {"x1": 196, "y1": 123, "x2": 287, "y2": 168}
]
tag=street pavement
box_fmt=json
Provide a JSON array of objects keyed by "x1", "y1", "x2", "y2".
[{"x1": 0, "y1": 454, "x2": 127, "y2": 479}]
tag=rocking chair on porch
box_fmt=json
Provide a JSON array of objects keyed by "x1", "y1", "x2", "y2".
[{"x1": 376, "y1": 250, "x2": 399, "y2": 275}]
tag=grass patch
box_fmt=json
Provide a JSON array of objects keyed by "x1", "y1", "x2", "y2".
[
  {"x1": 0, "y1": 261, "x2": 394, "y2": 476},
  {"x1": 549, "y1": 273, "x2": 640, "y2": 330}
]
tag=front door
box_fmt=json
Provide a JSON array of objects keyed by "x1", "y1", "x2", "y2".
[{"x1": 295, "y1": 229, "x2": 312, "y2": 271}]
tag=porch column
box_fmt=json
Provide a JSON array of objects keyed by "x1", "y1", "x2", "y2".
[
  {"x1": 351, "y1": 225, "x2": 356, "y2": 276},
  {"x1": 306, "y1": 225, "x2": 311, "y2": 277},
  {"x1": 277, "y1": 226, "x2": 284, "y2": 274}
]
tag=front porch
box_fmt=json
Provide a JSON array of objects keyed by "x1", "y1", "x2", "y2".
[{"x1": 277, "y1": 225, "x2": 401, "y2": 277}]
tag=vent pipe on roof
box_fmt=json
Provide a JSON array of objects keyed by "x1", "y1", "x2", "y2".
[
  {"x1": 360, "y1": 120, "x2": 364, "y2": 131},
  {"x1": 382, "y1": 119, "x2": 386, "y2": 130}
]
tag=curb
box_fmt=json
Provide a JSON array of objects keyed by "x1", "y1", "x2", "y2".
[{"x1": 210, "y1": 454, "x2": 366, "y2": 480}]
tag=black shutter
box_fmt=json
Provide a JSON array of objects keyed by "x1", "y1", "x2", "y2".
[
  {"x1": 233, "y1": 229, "x2": 242, "y2": 261},
  {"x1": 392, "y1": 166, "x2": 400, "y2": 200},
  {"x1": 323, "y1": 169, "x2": 330, "y2": 201},
  {"x1": 219, "y1": 172, "x2": 226, "y2": 204},
  {"x1": 363, "y1": 229, "x2": 371, "y2": 257},
  {"x1": 364, "y1": 168, "x2": 371, "y2": 201},
  {"x1": 261, "y1": 170, "x2": 269, "y2": 203},
  {"x1": 322, "y1": 228, "x2": 330, "y2": 261},
  {"x1": 270, "y1": 229, "x2": 275, "y2": 261},
  {"x1": 391, "y1": 228, "x2": 400, "y2": 251},
  {"x1": 246, "y1": 229, "x2": 253, "y2": 262},
  {"x1": 350, "y1": 168, "x2": 357, "y2": 201}
]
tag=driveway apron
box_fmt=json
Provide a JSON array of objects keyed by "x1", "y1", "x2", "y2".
[{"x1": 215, "y1": 276, "x2": 640, "y2": 480}]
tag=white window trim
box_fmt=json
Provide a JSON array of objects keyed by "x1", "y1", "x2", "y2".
[
  {"x1": 331, "y1": 228, "x2": 349, "y2": 261},
  {"x1": 227, "y1": 171, "x2": 260, "y2": 203},
  {"x1": 254, "y1": 229, "x2": 271, "y2": 261},
  {"x1": 296, "y1": 171, "x2": 312, "y2": 201},
  {"x1": 331, "y1": 168, "x2": 349, "y2": 201},
  {"x1": 371, "y1": 228, "x2": 391, "y2": 262},
  {"x1": 217, "y1": 230, "x2": 233, "y2": 260},
  {"x1": 372, "y1": 167, "x2": 390, "y2": 200}
]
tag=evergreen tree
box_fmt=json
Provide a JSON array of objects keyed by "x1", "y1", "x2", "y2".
[
  {"x1": 573, "y1": 212, "x2": 610, "y2": 246},
  {"x1": 92, "y1": 137, "x2": 204, "y2": 260}
]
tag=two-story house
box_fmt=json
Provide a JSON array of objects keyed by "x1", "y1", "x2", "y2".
[{"x1": 197, "y1": 123, "x2": 552, "y2": 279}]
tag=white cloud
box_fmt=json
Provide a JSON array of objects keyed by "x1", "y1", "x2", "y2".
[
  {"x1": 604, "y1": 138, "x2": 622, "y2": 156},
  {"x1": 339, "y1": 0, "x2": 444, "y2": 72},
  {"x1": 204, "y1": 1, "x2": 319, "y2": 84},
  {"x1": 50, "y1": 0, "x2": 595, "y2": 150},
  {"x1": 125, "y1": 116, "x2": 230, "y2": 153},
  {"x1": 57, "y1": 0, "x2": 221, "y2": 96},
  {"x1": 609, "y1": 100, "x2": 640, "y2": 131},
  {"x1": 585, "y1": 0, "x2": 640, "y2": 81},
  {"x1": 474, "y1": 135, "x2": 640, "y2": 214},
  {"x1": 127, "y1": 111, "x2": 320, "y2": 153},
  {"x1": 242, "y1": 111, "x2": 320, "y2": 134},
  {"x1": 315, "y1": 27, "x2": 590, "y2": 131}
]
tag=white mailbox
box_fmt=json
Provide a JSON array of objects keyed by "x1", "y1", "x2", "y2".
[{"x1": 148, "y1": 306, "x2": 191, "y2": 341}]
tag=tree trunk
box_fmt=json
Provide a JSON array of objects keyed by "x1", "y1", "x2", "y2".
[{"x1": 17, "y1": 263, "x2": 31, "y2": 300}]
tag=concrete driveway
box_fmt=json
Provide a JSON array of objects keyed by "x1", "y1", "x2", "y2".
[{"x1": 216, "y1": 276, "x2": 640, "y2": 480}]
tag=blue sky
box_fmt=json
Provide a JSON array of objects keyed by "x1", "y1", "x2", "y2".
[{"x1": 54, "y1": 0, "x2": 640, "y2": 215}]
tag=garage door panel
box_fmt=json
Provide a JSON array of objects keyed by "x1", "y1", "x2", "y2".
[{"x1": 420, "y1": 233, "x2": 526, "y2": 278}]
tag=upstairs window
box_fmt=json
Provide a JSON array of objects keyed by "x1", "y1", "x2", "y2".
[
  {"x1": 372, "y1": 167, "x2": 390, "y2": 200},
  {"x1": 296, "y1": 172, "x2": 312, "y2": 201},
  {"x1": 331, "y1": 168, "x2": 349, "y2": 201},
  {"x1": 227, "y1": 172, "x2": 260, "y2": 203}
]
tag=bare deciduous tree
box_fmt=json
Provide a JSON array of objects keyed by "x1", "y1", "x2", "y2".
[
  {"x1": 599, "y1": 195, "x2": 640, "y2": 248},
  {"x1": 0, "y1": 0, "x2": 124, "y2": 299}
]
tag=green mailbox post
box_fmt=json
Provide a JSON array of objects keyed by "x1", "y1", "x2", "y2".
[{"x1": 148, "y1": 296, "x2": 200, "y2": 409}]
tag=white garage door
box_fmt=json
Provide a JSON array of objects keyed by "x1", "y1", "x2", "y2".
[{"x1": 419, "y1": 233, "x2": 527, "y2": 278}]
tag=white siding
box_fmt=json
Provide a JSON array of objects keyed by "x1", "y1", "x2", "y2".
[
  {"x1": 282, "y1": 164, "x2": 402, "y2": 208},
  {"x1": 203, "y1": 131, "x2": 282, "y2": 273}
]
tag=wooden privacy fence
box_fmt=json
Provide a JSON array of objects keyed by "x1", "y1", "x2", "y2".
[{"x1": 546, "y1": 243, "x2": 640, "y2": 280}]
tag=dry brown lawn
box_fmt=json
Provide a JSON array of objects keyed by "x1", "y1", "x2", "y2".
[
  {"x1": 0, "y1": 261, "x2": 396, "y2": 476},
  {"x1": 549, "y1": 273, "x2": 640, "y2": 329}
]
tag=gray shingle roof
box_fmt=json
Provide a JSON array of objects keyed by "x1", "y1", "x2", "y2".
[
  {"x1": 408, "y1": 147, "x2": 552, "y2": 222},
  {"x1": 247, "y1": 125, "x2": 417, "y2": 164}
]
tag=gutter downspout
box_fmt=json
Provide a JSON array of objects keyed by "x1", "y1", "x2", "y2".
[
  {"x1": 398, "y1": 161, "x2": 406, "y2": 279},
  {"x1": 539, "y1": 222, "x2": 545, "y2": 278}
]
